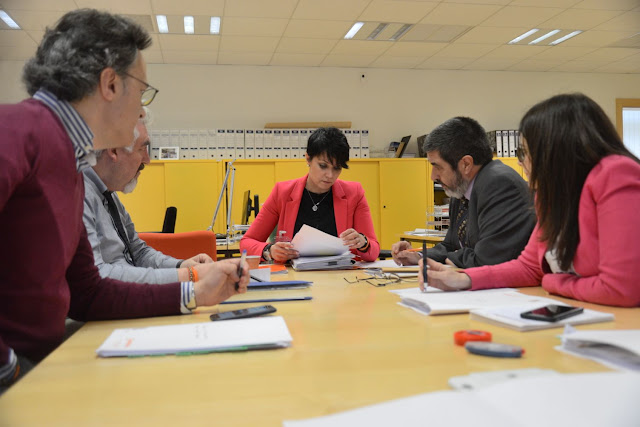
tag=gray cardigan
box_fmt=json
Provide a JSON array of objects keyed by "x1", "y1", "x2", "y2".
[
  {"x1": 428, "y1": 160, "x2": 536, "y2": 268},
  {"x1": 82, "y1": 168, "x2": 182, "y2": 284}
]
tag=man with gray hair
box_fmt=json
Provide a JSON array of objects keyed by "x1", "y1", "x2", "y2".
[
  {"x1": 0, "y1": 9, "x2": 248, "y2": 393},
  {"x1": 83, "y1": 117, "x2": 213, "y2": 284},
  {"x1": 392, "y1": 117, "x2": 535, "y2": 268}
]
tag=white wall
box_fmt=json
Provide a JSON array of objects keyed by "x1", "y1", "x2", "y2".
[{"x1": 2, "y1": 60, "x2": 639, "y2": 156}]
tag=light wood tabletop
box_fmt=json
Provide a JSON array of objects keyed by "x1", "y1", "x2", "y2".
[
  {"x1": 399, "y1": 233, "x2": 445, "y2": 244},
  {"x1": 1, "y1": 269, "x2": 637, "y2": 426}
]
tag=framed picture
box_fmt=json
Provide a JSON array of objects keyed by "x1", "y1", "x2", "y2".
[{"x1": 159, "y1": 147, "x2": 180, "y2": 160}]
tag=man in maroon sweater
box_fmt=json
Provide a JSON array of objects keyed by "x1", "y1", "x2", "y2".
[{"x1": 0, "y1": 9, "x2": 248, "y2": 392}]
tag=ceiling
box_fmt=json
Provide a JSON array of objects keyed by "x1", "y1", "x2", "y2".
[{"x1": 1, "y1": 0, "x2": 639, "y2": 73}]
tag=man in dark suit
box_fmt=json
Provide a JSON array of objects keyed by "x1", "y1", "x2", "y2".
[{"x1": 392, "y1": 117, "x2": 535, "y2": 268}]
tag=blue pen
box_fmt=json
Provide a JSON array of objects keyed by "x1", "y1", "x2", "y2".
[
  {"x1": 236, "y1": 250, "x2": 247, "y2": 291},
  {"x1": 422, "y1": 241, "x2": 428, "y2": 293}
]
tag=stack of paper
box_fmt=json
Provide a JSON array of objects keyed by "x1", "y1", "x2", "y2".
[
  {"x1": 558, "y1": 327, "x2": 640, "y2": 371},
  {"x1": 292, "y1": 253, "x2": 354, "y2": 271},
  {"x1": 222, "y1": 280, "x2": 313, "y2": 304},
  {"x1": 290, "y1": 225, "x2": 354, "y2": 271},
  {"x1": 96, "y1": 316, "x2": 292, "y2": 357}
]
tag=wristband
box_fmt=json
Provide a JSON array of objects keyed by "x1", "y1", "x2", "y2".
[
  {"x1": 357, "y1": 233, "x2": 370, "y2": 252},
  {"x1": 187, "y1": 266, "x2": 195, "y2": 282}
]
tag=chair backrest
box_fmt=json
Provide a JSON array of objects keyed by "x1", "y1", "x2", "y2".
[
  {"x1": 138, "y1": 230, "x2": 217, "y2": 261},
  {"x1": 161, "y1": 206, "x2": 177, "y2": 233}
]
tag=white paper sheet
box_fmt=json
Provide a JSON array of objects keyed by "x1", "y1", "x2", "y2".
[
  {"x1": 291, "y1": 225, "x2": 350, "y2": 256},
  {"x1": 557, "y1": 327, "x2": 640, "y2": 371}
]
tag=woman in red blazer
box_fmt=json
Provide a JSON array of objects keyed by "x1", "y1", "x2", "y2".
[{"x1": 240, "y1": 127, "x2": 380, "y2": 262}]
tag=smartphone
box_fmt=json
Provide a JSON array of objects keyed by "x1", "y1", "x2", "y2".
[
  {"x1": 210, "y1": 305, "x2": 276, "y2": 321},
  {"x1": 520, "y1": 304, "x2": 584, "y2": 322}
]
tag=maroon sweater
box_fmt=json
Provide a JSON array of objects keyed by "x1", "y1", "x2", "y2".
[{"x1": 0, "y1": 99, "x2": 180, "y2": 363}]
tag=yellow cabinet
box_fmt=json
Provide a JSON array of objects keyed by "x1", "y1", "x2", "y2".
[
  {"x1": 226, "y1": 160, "x2": 276, "y2": 229},
  {"x1": 117, "y1": 163, "x2": 166, "y2": 232}
]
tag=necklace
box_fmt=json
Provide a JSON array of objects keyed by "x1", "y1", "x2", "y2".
[{"x1": 306, "y1": 189, "x2": 330, "y2": 212}]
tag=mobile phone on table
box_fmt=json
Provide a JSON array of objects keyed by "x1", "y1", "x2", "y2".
[
  {"x1": 520, "y1": 304, "x2": 584, "y2": 322},
  {"x1": 210, "y1": 305, "x2": 276, "y2": 321}
]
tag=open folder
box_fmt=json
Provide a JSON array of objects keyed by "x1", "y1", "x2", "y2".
[{"x1": 96, "y1": 316, "x2": 292, "y2": 357}]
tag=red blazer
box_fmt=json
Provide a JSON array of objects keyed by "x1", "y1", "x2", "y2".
[{"x1": 240, "y1": 175, "x2": 380, "y2": 262}]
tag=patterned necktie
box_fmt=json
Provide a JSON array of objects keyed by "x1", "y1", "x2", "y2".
[
  {"x1": 456, "y1": 197, "x2": 469, "y2": 247},
  {"x1": 103, "y1": 191, "x2": 136, "y2": 266}
]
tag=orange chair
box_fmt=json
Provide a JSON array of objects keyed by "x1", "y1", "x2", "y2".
[{"x1": 138, "y1": 230, "x2": 217, "y2": 261}]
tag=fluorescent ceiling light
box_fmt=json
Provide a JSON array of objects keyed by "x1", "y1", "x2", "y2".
[
  {"x1": 508, "y1": 29, "x2": 539, "y2": 45},
  {"x1": 389, "y1": 24, "x2": 412, "y2": 41},
  {"x1": 549, "y1": 30, "x2": 582, "y2": 46},
  {"x1": 156, "y1": 15, "x2": 168, "y2": 33},
  {"x1": 344, "y1": 22, "x2": 364, "y2": 39},
  {"x1": 210, "y1": 17, "x2": 221, "y2": 34},
  {"x1": 367, "y1": 23, "x2": 388, "y2": 40},
  {"x1": 184, "y1": 15, "x2": 194, "y2": 34},
  {"x1": 528, "y1": 29, "x2": 561, "y2": 45},
  {"x1": 0, "y1": 10, "x2": 20, "y2": 29}
]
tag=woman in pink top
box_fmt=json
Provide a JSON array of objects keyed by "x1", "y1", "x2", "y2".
[{"x1": 421, "y1": 93, "x2": 640, "y2": 307}]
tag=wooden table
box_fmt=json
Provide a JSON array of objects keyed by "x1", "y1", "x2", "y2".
[
  {"x1": 399, "y1": 233, "x2": 445, "y2": 245},
  {"x1": 1, "y1": 269, "x2": 637, "y2": 426}
]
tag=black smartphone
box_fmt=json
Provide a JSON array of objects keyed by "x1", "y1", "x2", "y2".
[
  {"x1": 210, "y1": 305, "x2": 276, "y2": 321},
  {"x1": 520, "y1": 304, "x2": 584, "y2": 322}
]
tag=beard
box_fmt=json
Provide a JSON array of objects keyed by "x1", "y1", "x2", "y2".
[
  {"x1": 441, "y1": 169, "x2": 469, "y2": 199},
  {"x1": 122, "y1": 176, "x2": 138, "y2": 194}
]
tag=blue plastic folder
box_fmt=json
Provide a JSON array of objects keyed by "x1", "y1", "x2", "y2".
[{"x1": 222, "y1": 280, "x2": 313, "y2": 304}]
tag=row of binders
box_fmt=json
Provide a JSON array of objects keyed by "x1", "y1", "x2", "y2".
[
  {"x1": 148, "y1": 128, "x2": 371, "y2": 161},
  {"x1": 487, "y1": 130, "x2": 521, "y2": 158}
]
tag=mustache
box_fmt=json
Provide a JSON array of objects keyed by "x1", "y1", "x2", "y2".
[{"x1": 138, "y1": 163, "x2": 145, "y2": 172}]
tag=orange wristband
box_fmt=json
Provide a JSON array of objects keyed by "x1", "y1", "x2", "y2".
[{"x1": 192, "y1": 267, "x2": 199, "y2": 282}]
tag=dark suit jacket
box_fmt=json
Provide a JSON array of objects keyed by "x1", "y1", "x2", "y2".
[{"x1": 428, "y1": 160, "x2": 536, "y2": 268}]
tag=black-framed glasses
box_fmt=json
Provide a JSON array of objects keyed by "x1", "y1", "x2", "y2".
[
  {"x1": 343, "y1": 270, "x2": 404, "y2": 287},
  {"x1": 516, "y1": 145, "x2": 530, "y2": 163},
  {"x1": 122, "y1": 72, "x2": 159, "y2": 106}
]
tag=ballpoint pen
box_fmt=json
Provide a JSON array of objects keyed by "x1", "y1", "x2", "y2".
[
  {"x1": 236, "y1": 250, "x2": 247, "y2": 291},
  {"x1": 422, "y1": 241, "x2": 428, "y2": 293}
]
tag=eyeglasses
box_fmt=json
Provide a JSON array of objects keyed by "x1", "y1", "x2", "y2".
[
  {"x1": 122, "y1": 72, "x2": 159, "y2": 106},
  {"x1": 516, "y1": 144, "x2": 530, "y2": 163},
  {"x1": 343, "y1": 270, "x2": 405, "y2": 287}
]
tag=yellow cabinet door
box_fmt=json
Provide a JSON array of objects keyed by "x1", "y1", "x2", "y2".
[
  {"x1": 164, "y1": 161, "x2": 223, "y2": 233},
  {"x1": 340, "y1": 160, "x2": 381, "y2": 244},
  {"x1": 227, "y1": 160, "x2": 276, "y2": 229},
  {"x1": 378, "y1": 159, "x2": 428, "y2": 249},
  {"x1": 118, "y1": 163, "x2": 166, "y2": 232}
]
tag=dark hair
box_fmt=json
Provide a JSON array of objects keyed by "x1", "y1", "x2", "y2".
[
  {"x1": 520, "y1": 93, "x2": 639, "y2": 271},
  {"x1": 306, "y1": 127, "x2": 350, "y2": 169},
  {"x1": 22, "y1": 9, "x2": 152, "y2": 102},
  {"x1": 423, "y1": 117, "x2": 493, "y2": 170}
]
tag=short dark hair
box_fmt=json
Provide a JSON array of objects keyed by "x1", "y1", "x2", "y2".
[
  {"x1": 22, "y1": 9, "x2": 152, "y2": 102},
  {"x1": 306, "y1": 127, "x2": 350, "y2": 169},
  {"x1": 424, "y1": 117, "x2": 493, "y2": 170},
  {"x1": 521, "y1": 93, "x2": 639, "y2": 271}
]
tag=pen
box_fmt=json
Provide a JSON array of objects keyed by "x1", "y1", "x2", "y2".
[
  {"x1": 249, "y1": 274, "x2": 263, "y2": 282},
  {"x1": 236, "y1": 250, "x2": 247, "y2": 291},
  {"x1": 422, "y1": 241, "x2": 428, "y2": 293}
]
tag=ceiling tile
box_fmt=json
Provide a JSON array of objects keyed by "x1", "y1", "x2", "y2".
[
  {"x1": 577, "y1": 47, "x2": 640, "y2": 61},
  {"x1": 7, "y1": 10, "x2": 66, "y2": 31},
  {"x1": 331, "y1": 40, "x2": 394, "y2": 55},
  {"x1": 540, "y1": 9, "x2": 624, "y2": 30},
  {"x1": 0, "y1": 0, "x2": 77, "y2": 11},
  {"x1": 74, "y1": 0, "x2": 154, "y2": 15},
  {"x1": 143, "y1": 49, "x2": 165, "y2": 64},
  {"x1": 159, "y1": 34, "x2": 219, "y2": 51},
  {"x1": 592, "y1": 11, "x2": 640, "y2": 31},
  {"x1": 464, "y1": 57, "x2": 523, "y2": 70},
  {"x1": 481, "y1": 45, "x2": 550, "y2": 59},
  {"x1": 430, "y1": 43, "x2": 498, "y2": 58},
  {"x1": 161, "y1": 50, "x2": 218, "y2": 64},
  {"x1": 224, "y1": 0, "x2": 299, "y2": 19},
  {"x1": 420, "y1": 3, "x2": 503, "y2": 26},
  {"x1": 384, "y1": 41, "x2": 445, "y2": 57},
  {"x1": 560, "y1": 30, "x2": 636, "y2": 47},
  {"x1": 222, "y1": 17, "x2": 288, "y2": 37},
  {"x1": 25, "y1": 30, "x2": 44, "y2": 44},
  {"x1": 416, "y1": 56, "x2": 474, "y2": 69},
  {"x1": 441, "y1": 0, "x2": 511, "y2": 4},
  {"x1": 455, "y1": 26, "x2": 532, "y2": 44},
  {"x1": 276, "y1": 38, "x2": 338, "y2": 55},
  {"x1": 0, "y1": 29, "x2": 36, "y2": 47},
  {"x1": 550, "y1": 59, "x2": 610, "y2": 71},
  {"x1": 509, "y1": 0, "x2": 581, "y2": 7},
  {"x1": 320, "y1": 54, "x2": 378, "y2": 67},
  {"x1": 217, "y1": 51, "x2": 272, "y2": 65},
  {"x1": 532, "y1": 46, "x2": 596, "y2": 60},
  {"x1": 507, "y1": 59, "x2": 563, "y2": 71},
  {"x1": 219, "y1": 35, "x2": 280, "y2": 53},
  {"x1": 594, "y1": 63, "x2": 640, "y2": 73},
  {"x1": 283, "y1": 20, "x2": 353, "y2": 39},
  {"x1": 292, "y1": 0, "x2": 371, "y2": 21},
  {"x1": 151, "y1": 0, "x2": 225, "y2": 16},
  {"x1": 0, "y1": 45, "x2": 36, "y2": 60},
  {"x1": 573, "y1": 0, "x2": 640, "y2": 11},
  {"x1": 358, "y1": 1, "x2": 438, "y2": 23},
  {"x1": 480, "y1": 6, "x2": 565, "y2": 28},
  {"x1": 369, "y1": 55, "x2": 424, "y2": 68},
  {"x1": 270, "y1": 53, "x2": 326, "y2": 66}
]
